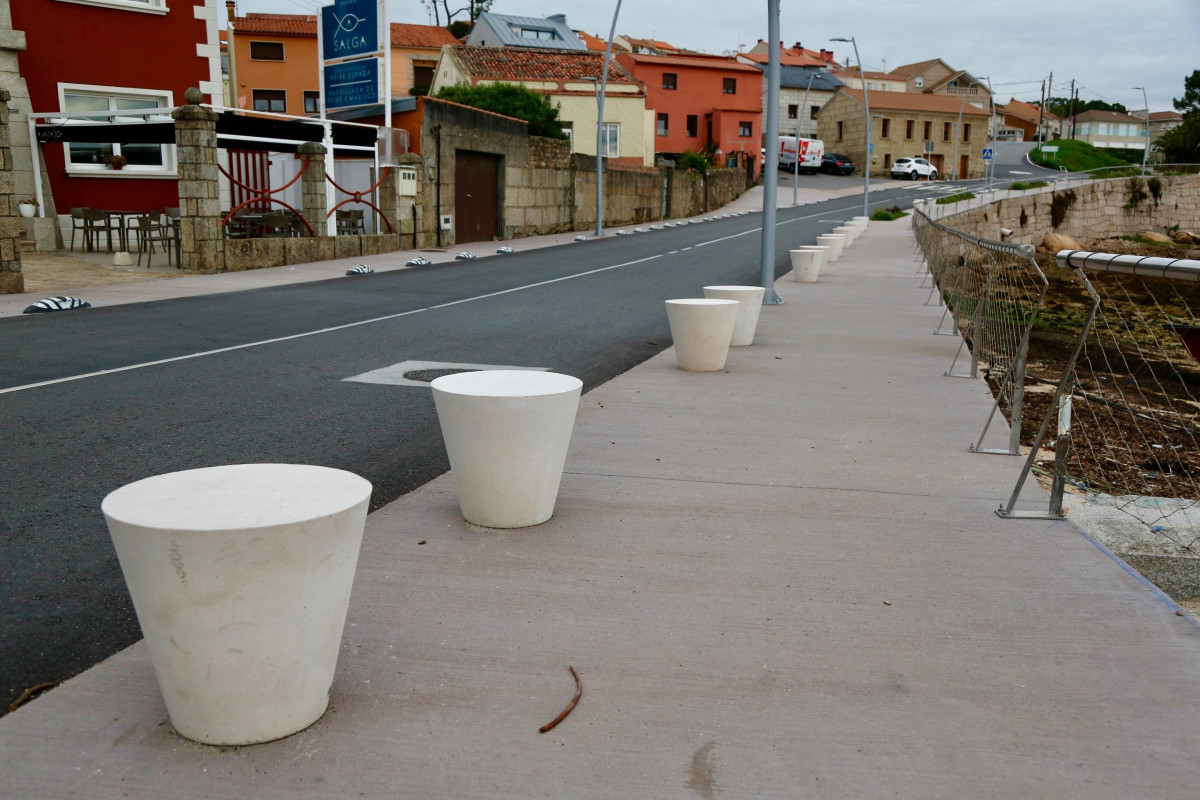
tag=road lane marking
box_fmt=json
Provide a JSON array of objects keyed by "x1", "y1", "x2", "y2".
[{"x1": 0, "y1": 202, "x2": 874, "y2": 396}]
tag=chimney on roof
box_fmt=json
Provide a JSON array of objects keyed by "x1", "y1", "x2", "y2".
[
  {"x1": 548, "y1": 14, "x2": 567, "y2": 24},
  {"x1": 794, "y1": 42, "x2": 802, "y2": 51},
  {"x1": 757, "y1": 39, "x2": 764, "y2": 44},
  {"x1": 819, "y1": 49, "x2": 833, "y2": 64}
]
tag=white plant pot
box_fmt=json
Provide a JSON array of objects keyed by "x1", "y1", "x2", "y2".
[
  {"x1": 702, "y1": 285, "x2": 766, "y2": 346},
  {"x1": 102, "y1": 464, "x2": 372, "y2": 746},
  {"x1": 851, "y1": 216, "x2": 870, "y2": 232},
  {"x1": 789, "y1": 250, "x2": 822, "y2": 282},
  {"x1": 432, "y1": 370, "x2": 582, "y2": 529},
  {"x1": 18, "y1": 203, "x2": 36, "y2": 218},
  {"x1": 665, "y1": 298, "x2": 739, "y2": 372},
  {"x1": 833, "y1": 225, "x2": 857, "y2": 245},
  {"x1": 793, "y1": 245, "x2": 830, "y2": 274},
  {"x1": 816, "y1": 234, "x2": 845, "y2": 261}
]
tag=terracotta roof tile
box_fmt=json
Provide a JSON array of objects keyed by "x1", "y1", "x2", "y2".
[
  {"x1": 885, "y1": 58, "x2": 945, "y2": 80},
  {"x1": 1149, "y1": 110, "x2": 1183, "y2": 121},
  {"x1": 741, "y1": 50, "x2": 828, "y2": 68},
  {"x1": 1074, "y1": 109, "x2": 1143, "y2": 123},
  {"x1": 621, "y1": 52, "x2": 762, "y2": 73},
  {"x1": 390, "y1": 23, "x2": 459, "y2": 48},
  {"x1": 575, "y1": 31, "x2": 609, "y2": 51},
  {"x1": 451, "y1": 45, "x2": 639, "y2": 85},
  {"x1": 835, "y1": 89, "x2": 990, "y2": 116}
]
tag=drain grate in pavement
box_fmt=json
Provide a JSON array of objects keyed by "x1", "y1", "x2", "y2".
[{"x1": 402, "y1": 367, "x2": 481, "y2": 383}]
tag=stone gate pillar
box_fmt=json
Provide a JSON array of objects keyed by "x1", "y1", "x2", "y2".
[
  {"x1": 297, "y1": 142, "x2": 327, "y2": 235},
  {"x1": 0, "y1": 89, "x2": 23, "y2": 294},
  {"x1": 172, "y1": 90, "x2": 224, "y2": 272}
]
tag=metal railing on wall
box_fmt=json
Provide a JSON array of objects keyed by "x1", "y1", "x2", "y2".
[{"x1": 914, "y1": 201, "x2": 1200, "y2": 555}]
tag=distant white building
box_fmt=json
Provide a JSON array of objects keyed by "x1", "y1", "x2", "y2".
[{"x1": 466, "y1": 12, "x2": 587, "y2": 51}]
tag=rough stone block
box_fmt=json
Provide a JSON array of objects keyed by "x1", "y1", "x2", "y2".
[
  {"x1": 0, "y1": 269, "x2": 23, "y2": 294},
  {"x1": 335, "y1": 235, "x2": 361, "y2": 259}
]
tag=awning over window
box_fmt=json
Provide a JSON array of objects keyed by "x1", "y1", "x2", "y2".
[{"x1": 34, "y1": 111, "x2": 378, "y2": 153}]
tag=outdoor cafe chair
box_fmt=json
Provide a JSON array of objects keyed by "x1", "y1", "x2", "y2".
[
  {"x1": 336, "y1": 209, "x2": 365, "y2": 236},
  {"x1": 131, "y1": 215, "x2": 173, "y2": 267},
  {"x1": 68, "y1": 207, "x2": 89, "y2": 252},
  {"x1": 261, "y1": 212, "x2": 292, "y2": 238},
  {"x1": 83, "y1": 209, "x2": 119, "y2": 253}
]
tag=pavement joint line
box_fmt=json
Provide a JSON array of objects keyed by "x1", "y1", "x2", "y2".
[{"x1": 0, "y1": 200, "x2": 883, "y2": 397}]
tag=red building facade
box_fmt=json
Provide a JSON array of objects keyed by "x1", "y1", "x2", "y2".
[
  {"x1": 12, "y1": 0, "x2": 221, "y2": 214},
  {"x1": 616, "y1": 52, "x2": 763, "y2": 177}
]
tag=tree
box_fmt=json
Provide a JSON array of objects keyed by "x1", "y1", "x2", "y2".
[
  {"x1": 1043, "y1": 96, "x2": 1128, "y2": 118},
  {"x1": 434, "y1": 83, "x2": 568, "y2": 139},
  {"x1": 423, "y1": 0, "x2": 492, "y2": 27},
  {"x1": 1173, "y1": 69, "x2": 1200, "y2": 118}
]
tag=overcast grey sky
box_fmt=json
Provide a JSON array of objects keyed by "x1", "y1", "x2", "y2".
[{"x1": 231, "y1": 0, "x2": 1198, "y2": 111}]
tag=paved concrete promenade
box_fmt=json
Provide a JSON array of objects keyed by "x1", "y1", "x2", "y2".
[{"x1": 4, "y1": 219, "x2": 1200, "y2": 798}]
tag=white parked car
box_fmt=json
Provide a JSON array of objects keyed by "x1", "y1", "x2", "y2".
[{"x1": 891, "y1": 157, "x2": 938, "y2": 180}]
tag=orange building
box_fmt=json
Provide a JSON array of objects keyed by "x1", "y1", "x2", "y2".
[
  {"x1": 229, "y1": 13, "x2": 459, "y2": 115},
  {"x1": 616, "y1": 52, "x2": 763, "y2": 177}
]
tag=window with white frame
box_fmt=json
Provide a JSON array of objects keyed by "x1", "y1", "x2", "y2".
[
  {"x1": 59, "y1": 85, "x2": 174, "y2": 172},
  {"x1": 520, "y1": 28, "x2": 557, "y2": 40},
  {"x1": 600, "y1": 122, "x2": 620, "y2": 157}
]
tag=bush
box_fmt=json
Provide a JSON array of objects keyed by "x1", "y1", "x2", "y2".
[
  {"x1": 1010, "y1": 180, "x2": 1048, "y2": 190},
  {"x1": 676, "y1": 150, "x2": 712, "y2": 174},
  {"x1": 870, "y1": 206, "x2": 908, "y2": 221},
  {"x1": 1123, "y1": 177, "x2": 1149, "y2": 209},
  {"x1": 434, "y1": 82, "x2": 567, "y2": 139},
  {"x1": 936, "y1": 191, "x2": 976, "y2": 205}
]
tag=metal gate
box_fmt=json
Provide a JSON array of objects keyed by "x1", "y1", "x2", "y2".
[
  {"x1": 228, "y1": 149, "x2": 271, "y2": 210},
  {"x1": 454, "y1": 150, "x2": 500, "y2": 243}
]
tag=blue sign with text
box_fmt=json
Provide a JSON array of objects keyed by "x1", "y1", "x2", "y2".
[
  {"x1": 322, "y1": 0, "x2": 379, "y2": 62},
  {"x1": 324, "y1": 59, "x2": 379, "y2": 109}
]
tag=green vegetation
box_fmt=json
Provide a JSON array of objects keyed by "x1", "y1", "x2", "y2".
[
  {"x1": 675, "y1": 150, "x2": 713, "y2": 174},
  {"x1": 434, "y1": 83, "x2": 567, "y2": 139},
  {"x1": 1120, "y1": 234, "x2": 1189, "y2": 249},
  {"x1": 1028, "y1": 139, "x2": 1137, "y2": 172},
  {"x1": 1049, "y1": 190, "x2": 1076, "y2": 228},
  {"x1": 1158, "y1": 70, "x2": 1200, "y2": 164},
  {"x1": 870, "y1": 206, "x2": 908, "y2": 221},
  {"x1": 936, "y1": 191, "x2": 976, "y2": 205},
  {"x1": 1123, "y1": 177, "x2": 1149, "y2": 209},
  {"x1": 1010, "y1": 180, "x2": 1048, "y2": 190}
]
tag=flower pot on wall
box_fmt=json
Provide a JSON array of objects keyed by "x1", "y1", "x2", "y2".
[{"x1": 18, "y1": 204, "x2": 36, "y2": 218}]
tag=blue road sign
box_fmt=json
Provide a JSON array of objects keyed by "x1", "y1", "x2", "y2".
[
  {"x1": 322, "y1": 0, "x2": 380, "y2": 62},
  {"x1": 982, "y1": 147, "x2": 994, "y2": 160},
  {"x1": 324, "y1": 58, "x2": 379, "y2": 109}
]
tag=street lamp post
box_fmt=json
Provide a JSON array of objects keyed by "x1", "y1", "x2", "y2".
[
  {"x1": 758, "y1": 0, "x2": 783, "y2": 304},
  {"x1": 831, "y1": 37, "x2": 869, "y2": 218},
  {"x1": 1133, "y1": 86, "x2": 1149, "y2": 175},
  {"x1": 793, "y1": 68, "x2": 826, "y2": 206},
  {"x1": 593, "y1": 0, "x2": 624, "y2": 237}
]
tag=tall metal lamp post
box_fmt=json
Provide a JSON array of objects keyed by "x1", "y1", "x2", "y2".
[
  {"x1": 593, "y1": 0, "x2": 624, "y2": 237},
  {"x1": 830, "y1": 37, "x2": 869, "y2": 218},
  {"x1": 793, "y1": 68, "x2": 826, "y2": 206},
  {"x1": 757, "y1": 0, "x2": 783, "y2": 304},
  {"x1": 1133, "y1": 85, "x2": 1149, "y2": 175}
]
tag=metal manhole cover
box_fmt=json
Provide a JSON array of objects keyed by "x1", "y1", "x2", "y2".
[{"x1": 401, "y1": 367, "x2": 481, "y2": 383}]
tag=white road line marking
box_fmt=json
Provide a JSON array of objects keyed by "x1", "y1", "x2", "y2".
[{"x1": 0, "y1": 203, "x2": 864, "y2": 396}]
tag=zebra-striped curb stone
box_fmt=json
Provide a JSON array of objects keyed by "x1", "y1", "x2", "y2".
[
  {"x1": 615, "y1": 230, "x2": 628, "y2": 236},
  {"x1": 456, "y1": 252, "x2": 476, "y2": 260},
  {"x1": 574, "y1": 235, "x2": 587, "y2": 241},
  {"x1": 406, "y1": 256, "x2": 432, "y2": 266},
  {"x1": 496, "y1": 246, "x2": 514, "y2": 254},
  {"x1": 23, "y1": 296, "x2": 91, "y2": 314},
  {"x1": 346, "y1": 264, "x2": 374, "y2": 275}
]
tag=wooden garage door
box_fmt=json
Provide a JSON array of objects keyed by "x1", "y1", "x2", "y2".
[{"x1": 454, "y1": 150, "x2": 500, "y2": 243}]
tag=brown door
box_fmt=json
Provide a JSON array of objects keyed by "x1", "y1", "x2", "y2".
[
  {"x1": 930, "y1": 153, "x2": 944, "y2": 173},
  {"x1": 454, "y1": 150, "x2": 500, "y2": 243},
  {"x1": 959, "y1": 155, "x2": 970, "y2": 180}
]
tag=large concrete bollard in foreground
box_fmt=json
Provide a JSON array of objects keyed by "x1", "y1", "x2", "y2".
[
  {"x1": 702, "y1": 285, "x2": 766, "y2": 346},
  {"x1": 102, "y1": 464, "x2": 372, "y2": 746},
  {"x1": 432, "y1": 370, "x2": 582, "y2": 529},
  {"x1": 833, "y1": 225, "x2": 857, "y2": 245},
  {"x1": 789, "y1": 250, "x2": 822, "y2": 282},
  {"x1": 816, "y1": 234, "x2": 845, "y2": 261},
  {"x1": 665, "y1": 299, "x2": 739, "y2": 371},
  {"x1": 851, "y1": 216, "x2": 870, "y2": 233}
]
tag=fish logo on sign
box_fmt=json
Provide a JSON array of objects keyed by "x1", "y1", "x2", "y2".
[{"x1": 334, "y1": 11, "x2": 365, "y2": 35}]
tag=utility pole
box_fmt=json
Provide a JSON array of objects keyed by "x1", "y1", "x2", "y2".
[
  {"x1": 1037, "y1": 78, "x2": 1046, "y2": 143},
  {"x1": 1069, "y1": 79, "x2": 1077, "y2": 138},
  {"x1": 758, "y1": 0, "x2": 783, "y2": 304}
]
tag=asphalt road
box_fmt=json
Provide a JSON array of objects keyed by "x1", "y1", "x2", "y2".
[{"x1": 0, "y1": 186, "x2": 938, "y2": 713}]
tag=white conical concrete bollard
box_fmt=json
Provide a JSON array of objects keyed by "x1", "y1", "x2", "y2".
[
  {"x1": 833, "y1": 225, "x2": 857, "y2": 245},
  {"x1": 703, "y1": 285, "x2": 766, "y2": 346},
  {"x1": 816, "y1": 234, "x2": 845, "y2": 261},
  {"x1": 852, "y1": 216, "x2": 870, "y2": 232},
  {"x1": 793, "y1": 245, "x2": 830, "y2": 274},
  {"x1": 432, "y1": 370, "x2": 582, "y2": 529},
  {"x1": 102, "y1": 464, "x2": 372, "y2": 746},
  {"x1": 789, "y1": 250, "x2": 822, "y2": 282},
  {"x1": 665, "y1": 299, "x2": 739, "y2": 371}
]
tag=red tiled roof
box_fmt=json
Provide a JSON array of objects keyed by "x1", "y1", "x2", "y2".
[
  {"x1": 834, "y1": 89, "x2": 990, "y2": 116},
  {"x1": 450, "y1": 45, "x2": 639, "y2": 85},
  {"x1": 1149, "y1": 110, "x2": 1183, "y2": 121},
  {"x1": 741, "y1": 50, "x2": 827, "y2": 68},
  {"x1": 233, "y1": 13, "x2": 316, "y2": 37},
  {"x1": 575, "y1": 30, "x2": 609, "y2": 51},
  {"x1": 621, "y1": 52, "x2": 761, "y2": 73},
  {"x1": 830, "y1": 69, "x2": 894, "y2": 82},
  {"x1": 1074, "y1": 109, "x2": 1143, "y2": 123},
  {"x1": 885, "y1": 58, "x2": 947, "y2": 80},
  {"x1": 390, "y1": 23, "x2": 459, "y2": 48},
  {"x1": 624, "y1": 37, "x2": 677, "y2": 52},
  {"x1": 232, "y1": 14, "x2": 456, "y2": 48}
]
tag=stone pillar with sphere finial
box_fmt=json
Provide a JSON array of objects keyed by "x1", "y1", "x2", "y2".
[
  {"x1": 297, "y1": 142, "x2": 327, "y2": 233},
  {"x1": 172, "y1": 87, "x2": 225, "y2": 272},
  {"x1": 0, "y1": 88, "x2": 24, "y2": 294}
]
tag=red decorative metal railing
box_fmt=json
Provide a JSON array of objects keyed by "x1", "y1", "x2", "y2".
[
  {"x1": 326, "y1": 166, "x2": 393, "y2": 233},
  {"x1": 218, "y1": 157, "x2": 316, "y2": 236}
]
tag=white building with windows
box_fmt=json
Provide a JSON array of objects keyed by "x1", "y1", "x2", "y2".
[
  {"x1": 1071, "y1": 109, "x2": 1147, "y2": 150},
  {"x1": 465, "y1": 12, "x2": 587, "y2": 52}
]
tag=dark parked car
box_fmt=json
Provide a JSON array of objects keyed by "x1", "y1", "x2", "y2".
[{"x1": 821, "y1": 153, "x2": 855, "y2": 175}]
